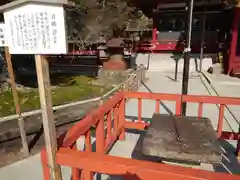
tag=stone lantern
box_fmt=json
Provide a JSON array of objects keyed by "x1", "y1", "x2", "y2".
[{"x1": 103, "y1": 37, "x2": 127, "y2": 70}]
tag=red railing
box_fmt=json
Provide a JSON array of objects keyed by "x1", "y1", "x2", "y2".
[
  {"x1": 124, "y1": 92, "x2": 240, "y2": 141},
  {"x1": 136, "y1": 40, "x2": 184, "y2": 52},
  {"x1": 41, "y1": 91, "x2": 240, "y2": 180}
]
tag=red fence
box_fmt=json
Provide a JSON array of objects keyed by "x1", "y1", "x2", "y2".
[{"x1": 41, "y1": 91, "x2": 240, "y2": 180}]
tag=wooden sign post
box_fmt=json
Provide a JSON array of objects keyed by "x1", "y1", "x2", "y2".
[
  {"x1": 5, "y1": 47, "x2": 30, "y2": 156},
  {"x1": 0, "y1": 0, "x2": 68, "y2": 179},
  {"x1": 0, "y1": 23, "x2": 29, "y2": 156},
  {"x1": 35, "y1": 54, "x2": 62, "y2": 180}
]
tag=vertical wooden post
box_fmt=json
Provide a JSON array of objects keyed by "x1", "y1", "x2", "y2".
[
  {"x1": 4, "y1": 47, "x2": 29, "y2": 156},
  {"x1": 35, "y1": 55, "x2": 62, "y2": 180}
]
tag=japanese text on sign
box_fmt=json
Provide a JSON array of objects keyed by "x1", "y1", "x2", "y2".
[
  {"x1": 0, "y1": 23, "x2": 6, "y2": 47},
  {"x1": 3, "y1": 4, "x2": 67, "y2": 54}
]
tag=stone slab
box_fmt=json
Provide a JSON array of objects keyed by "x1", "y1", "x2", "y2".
[{"x1": 142, "y1": 113, "x2": 222, "y2": 164}]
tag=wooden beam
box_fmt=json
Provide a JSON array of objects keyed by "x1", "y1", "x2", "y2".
[
  {"x1": 5, "y1": 47, "x2": 29, "y2": 156},
  {"x1": 35, "y1": 55, "x2": 62, "y2": 180}
]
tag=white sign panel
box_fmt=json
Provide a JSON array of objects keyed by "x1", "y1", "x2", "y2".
[
  {"x1": 3, "y1": 4, "x2": 67, "y2": 54},
  {"x1": 0, "y1": 23, "x2": 6, "y2": 47}
]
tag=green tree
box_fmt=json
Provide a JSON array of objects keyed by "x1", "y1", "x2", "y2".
[{"x1": 67, "y1": 0, "x2": 145, "y2": 46}]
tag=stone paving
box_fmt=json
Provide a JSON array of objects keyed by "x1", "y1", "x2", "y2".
[{"x1": 135, "y1": 53, "x2": 212, "y2": 72}]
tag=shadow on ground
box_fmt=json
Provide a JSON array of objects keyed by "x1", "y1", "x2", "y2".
[{"x1": 214, "y1": 140, "x2": 240, "y2": 174}]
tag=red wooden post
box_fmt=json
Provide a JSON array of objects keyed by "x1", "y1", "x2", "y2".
[
  {"x1": 119, "y1": 98, "x2": 126, "y2": 140},
  {"x1": 152, "y1": 27, "x2": 157, "y2": 42},
  {"x1": 198, "y1": 102, "x2": 203, "y2": 118},
  {"x1": 96, "y1": 118, "x2": 105, "y2": 154},
  {"x1": 228, "y1": 8, "x2": 240, "y2": 74},
  {"x1": 155, "y1": 100, "x2": 160, "y2": 113},
  {"x1": 107, "y1": 110, "x2": 112, "y2": 141},
  {"x1": 81, "y1": 131, "x2": 93, "y2": 180},
  {"x1": 138, "y1": 98, "x2": 142, "y2": 122},
  {"x1": 175, "y1": 98, "x2": 182, "y2": 116},
  {"x1": 114, "y1": 105, "x2": 119, "y2": 132},
  {"x1": 217, "y1": 105, "x2": 225, "y2": 138},
  {"x1": 71, "y1": 144, "x2": 80, "y2": 180}
]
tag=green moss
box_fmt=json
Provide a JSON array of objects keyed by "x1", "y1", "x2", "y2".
[{"x1": 0, "y1": 75, "x2": 108, "y2": 116}]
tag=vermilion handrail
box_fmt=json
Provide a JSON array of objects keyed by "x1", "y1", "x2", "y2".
[
  {"x1": 56, "y1": 148, "x2": 240, "y2": 180},
  {"x1": 124, "y1": 91, "x2": 240, "y2": 152},
  {"x1": 62, "y1": 92, "x2": 124, "y2": 148},
  {"x1": 41, "y1": 91, "x2": 240, "y2": 180}
]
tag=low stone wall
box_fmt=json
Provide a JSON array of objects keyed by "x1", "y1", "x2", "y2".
[
  {"x1": 98, "y1": 64, "x2": 147, "y2": 105},
  {"x1": 95, "y1": 64, "x2": 146, "y2": 87},
  {"x1": 96, "y1": 68, "x2": 135, "y2": 86}
]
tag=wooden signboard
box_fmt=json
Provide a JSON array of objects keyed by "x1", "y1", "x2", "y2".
[{"x1": 2, "y1": 0, "x2": 67, "y2": 54}]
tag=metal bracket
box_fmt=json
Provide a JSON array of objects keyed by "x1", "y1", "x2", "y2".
[{"x1": 183, "y1": 47, "x2": 191, "y2": 53}]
